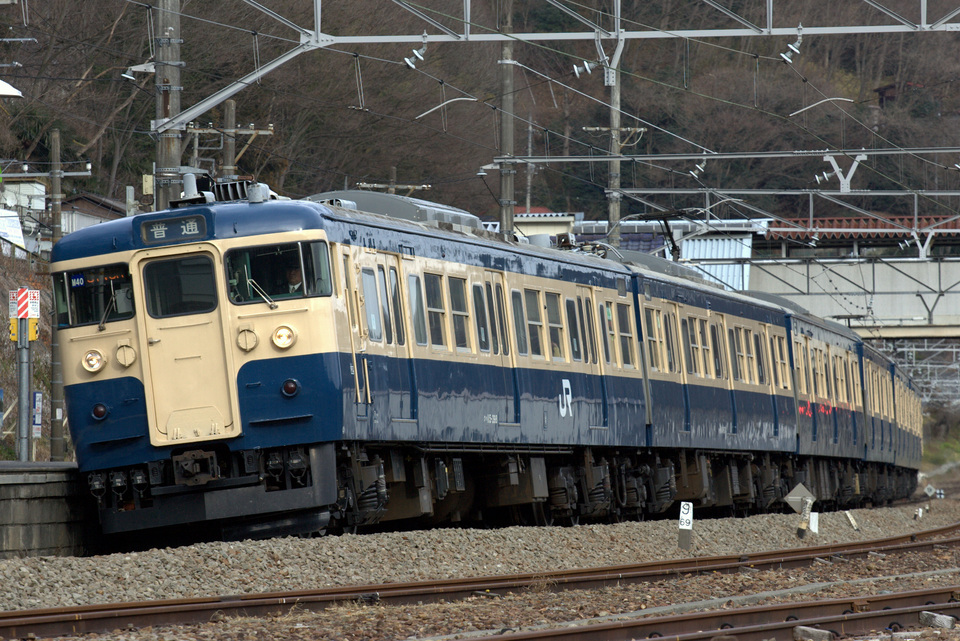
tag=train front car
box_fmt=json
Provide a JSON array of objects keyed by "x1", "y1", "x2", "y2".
[{"x1": 51, "y1": 197, "x2": 343, "y2": 540}]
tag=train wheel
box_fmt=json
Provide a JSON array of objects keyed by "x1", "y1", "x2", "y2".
[{"x1": 533, "y1": 502, "x2": 553, "y2": 527}]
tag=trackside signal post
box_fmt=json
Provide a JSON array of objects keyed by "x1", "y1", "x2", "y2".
[{"x1": 9, "y1": 287, "x2": 39, "y2": 461}]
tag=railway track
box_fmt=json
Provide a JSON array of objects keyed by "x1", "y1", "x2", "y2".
[{"x1": 3, "y1": 521, "x2": 960, "y2": 640}]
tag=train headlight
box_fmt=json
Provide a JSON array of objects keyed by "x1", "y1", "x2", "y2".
[
  {"x1": 82, "y1": 349, "x2": 107, "y2": 372},
  {"x1": 272, "y1": 325, "x2": 297, "y2": 349}
]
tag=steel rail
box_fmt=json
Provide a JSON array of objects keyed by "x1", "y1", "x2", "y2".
[
  {"x1": 2, "y1": 521, "x2": 959, "y2": 640},
  {"x1": 477, "y1": 586, "x2": 960, "y2": 641}
]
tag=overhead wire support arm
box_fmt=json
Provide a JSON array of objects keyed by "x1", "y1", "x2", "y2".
[
  {"x1": 391, "y1": 0, "x2": 464, "y2": 39},
  {"x1": 544, "y1": 0, "x2": 610, "y2": 36}
]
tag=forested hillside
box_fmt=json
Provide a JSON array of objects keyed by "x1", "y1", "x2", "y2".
[{"x1": 0, "y1": 1, "x2": 957, "y2": 219}]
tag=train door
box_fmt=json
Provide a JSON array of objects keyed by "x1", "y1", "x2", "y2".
[
  {"x1": 357, "y1": 253, "x2": 415, "y2": 423},
  {"x1": 574, "y1": 286, "x2": 606, "y2": 428},
  {"x1": 481, "y1": 271, "x2": 517, "y2": 425},
  {"x1": 339, "y1": 248, "x2": 369, "y2": 419},
  {"x1": 133, "y1": 245, "x2": 240, "y2": 446}
]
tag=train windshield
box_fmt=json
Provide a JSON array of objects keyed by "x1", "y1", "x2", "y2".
[
  {"x1": 53, "y1": 264, "x2": 135, "y2": 328},
  {"x1": 225, "y1": 241, "x2": 332, "y2": 304}
]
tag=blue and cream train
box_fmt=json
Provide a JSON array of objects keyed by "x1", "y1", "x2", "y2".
[{"x1": 50, "y1": 185, "x2": 921, "y2": 538}]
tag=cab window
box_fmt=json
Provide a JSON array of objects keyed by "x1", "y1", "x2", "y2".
[
  {"x1": 225, "y1": 241, "x2": 332, "y2": 303},
  {"x1": 54, "y1": 264, "x2": 135, "y2": 328}
]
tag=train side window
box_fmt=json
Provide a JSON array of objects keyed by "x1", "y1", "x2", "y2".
[
  {"x1": 360, "y1": 268, "x2": 383, "y2": 342},
  {"x1": 143, "y1": 255, "x2": 217, "y2": 318},
  {"x1": 408, "y1": 275, "x2": 428, "y2": 345},
  {"x1": 825, "y1": 352, "x2": 834, "y2": 401},
  {"x1": 565, "y1": 298, "x2": 582, "y2": 361},
  {"x1": 390, "y1": 267, "x2": 405, "y2": 346},
  {"x1": 643, "y1": 309, "x2": 658, "y2": 371},
  {"x1": 617, "y1": 303, "x2": 635, "y2": 369},
  {"x1": 681, "y1": 319, "x2": 695, "y2": 375},
  {"x1": 473, "y1": 284, "x2": 491, "y2": 352},
  {"x1": 424, "y1": 273, "x2": 447, "y2": 348},
  {"x1": 449, "y1": 277, "x2": 470, "y2": 351},
  {"x1": 710, "y1": 323, "x2": 724, "y2": 378},
  {"x1": 663, "y1": 312, "x2": 677, "y2": 373},
  {"x1": 307, "y1": 242, "x2": 333, "y2": 295},
  {"x1": 742, "y1": 329, "x2": 755, "y2": 384},
  {"x1": 377, "y1": 266, "x2": 394, "y2": 344},
  {"x1": 511, "y1": 290, "x2": 529, "y2": 355},
  {"x1": 769, "y1": 337, "x2": 780, "y2": 389},
  {"x1": 485, "y1": 283, "x2": 500, "y2": 355},
  {"x1": 728, "y1": 328, "x2": 741, "y2": 382},
  {"x1": 602, "y1": 302, "x2": 615, "y2": 364},
  {"x1": 809, "y1": 348, "x2": 819, "y2": 397},
  {"x1": 840, "y1": 358, "x2": 854, "y2": 403},
  {"x1": 546, "y1": 292, "x2": 565, "y2": 361},
  {"x1": 583, "y1": 299, "x2": 598, "y2": 364},
  {"x1": 597, "y1": 303, "x2": 610, "y2": 364},
  {"x1": 698, "y1": 320, "x2": 711, "y2": 378},
  {"x1": 525, "y1": 289, "x2": 544, "y2": 357},
  {"x1": 495, "y1": 284, "x2": 509, "y2": 356},
  {"x1": 753, "y1": 333, "x2": 766, "y2": 385}
]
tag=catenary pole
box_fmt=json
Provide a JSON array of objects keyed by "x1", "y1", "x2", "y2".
[
  {"x1": 50, "y1": 128, "x2": 65, "y2": 461},
  {"x1": 155, "y1": 0, "x2": 182, "y2": 210}
]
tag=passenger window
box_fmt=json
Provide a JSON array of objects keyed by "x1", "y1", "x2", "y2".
[
  {"x1": 425, "y1": 273, "x2": 446, "y2": 348},
  {"x1": 361, "y1": 268, "x2": 382, "y2": 342},
  {"x1": 511, "y1": 290, "x2": 528, "y2": 355},
  {"x1": 546, "y1": 293, "x2": 564, "y2": 361},
  {"x1": 769, "y1": 337, "x2": 780, "y2": 388},
  {"x1": 408, "y1": 275, "x2": 428, "y2": 346},
  {"x1": 582, "y1": 298, "x2": 597, "y2": 364},
  {"x1": 728, "y1": 328, "x2": 741, "y2": 382},
  {"x1": 599, "y1": 302, "x2": 611, "y2": 363},
  {"x1": 617, "y1": 303, "x2": 634, "y2": 368},
  {"x1": 604, "y1": 302, "x2": 616, "y2": 364},
  {"x1": 377, "y1": 266, "x2": 393, "y2": 344},
  {"x1": 663, "y1": 312, "x2": 677, "y2": 373},
  {"x1": 710, "y1": 323, "x2": 724, "y2": 379},
  {"x1": 681, "y1": 319, "x2": 694, "y2": 375},
  {"x1": 495, "y1": 284, "x2": 509, "y2": 356},
  {"x1": 743, "y1": 329, "x2": 755, "y2": 384},
  {"x1": 449, "y1": 277, "x2": 470, "y2": 351},
  {"x1": 699, "y1": 320, "x2": 711, "y2": 378},
  {"x1": 473, "y1": 284, "x2": 490, "y2": 352},
  {"x1": 565, "y1": 298, "x2": 582, "y2": 361},
  {"x1": 644, "y1": 308, "x2": 660, "y2": 372},
  {"x1": 485, "y1": 283, "x2": 500, "y2": 355},
  {"x1": 525, "y1": 289, "x2": 543, "y2": 357},
  {"x1": 390, "y1": 268, "x2": 405, "y2": 346},
  {"x1": 754, "y1": 333, "x2": 766, "y2": 385}
]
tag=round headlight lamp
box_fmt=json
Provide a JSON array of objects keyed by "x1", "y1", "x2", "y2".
[
  {"x1": 82, "y1": 349, "x2": 107, "y2": 372},
  {"x1": 272, "y1": 325, "x2": 297, "y2": 349}
]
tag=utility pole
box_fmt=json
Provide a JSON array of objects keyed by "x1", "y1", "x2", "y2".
[
  {"x1": 155, "y1": 0, "x2": 182, "y2": 210},
  {"x1": 49, "y1": 128, "x2": 65, "y2": 461},
  {"x1": 608, "y1": 67, "x2": 621, "y2": 248},
  {"x1": 498, "y1": 0, "x2": 515, "y2": 236},
  {"x1": 222, "y1": 99, "x2": 236, "y2": 179}
]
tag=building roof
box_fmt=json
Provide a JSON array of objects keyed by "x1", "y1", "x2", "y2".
[
  {"x1": 63, "y1": 193, "x2": 127, "y2": 220},
  {"x1": 766, "y1": 216, "x2": 960, "y2": 240}
]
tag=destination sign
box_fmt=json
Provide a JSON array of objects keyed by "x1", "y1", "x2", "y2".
[{"x1": 140, "y1": 215, "x2": 207, "y2": 245}]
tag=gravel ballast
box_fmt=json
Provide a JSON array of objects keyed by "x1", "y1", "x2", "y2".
[{"x1": 0, "y1": 501, "x2": 957, "y2": 613}]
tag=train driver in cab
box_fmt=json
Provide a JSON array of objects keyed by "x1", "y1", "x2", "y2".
[{"x1": 285, "y1": 263, "x2": 303, "y2": 295}]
